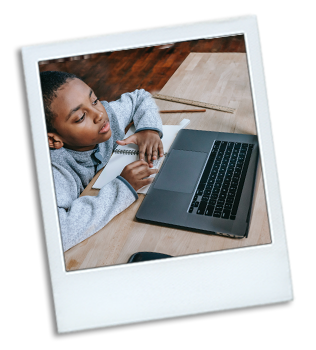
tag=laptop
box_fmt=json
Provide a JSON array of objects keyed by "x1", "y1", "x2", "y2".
[{"x1": 136, "y1": 129, "x2": 259, "y2": 238}]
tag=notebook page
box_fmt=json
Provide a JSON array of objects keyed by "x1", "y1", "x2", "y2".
[
  {"x1": 92, "y1": 119, "x2": 190, "y2": 193},
  {"x1": 92, "y1": 125, "x2": 139, "y2": 190}
]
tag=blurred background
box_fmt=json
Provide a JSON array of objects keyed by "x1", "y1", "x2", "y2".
[{"x1": 39, "y1": 36, "x2": 245, "y2": 101}]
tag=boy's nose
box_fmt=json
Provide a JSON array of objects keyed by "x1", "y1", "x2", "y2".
[{"x1": 94, "y1": 111, "x2": 103, "y2": 123}]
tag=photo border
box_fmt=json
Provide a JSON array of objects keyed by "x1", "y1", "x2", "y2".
[{"x1": 22, "y1": 16, "x2": 292, "y2": 333}]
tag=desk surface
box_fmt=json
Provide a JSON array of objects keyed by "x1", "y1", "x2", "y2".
[{"x1": 64, "y1": 53, "x2": 271, "y2": 271}]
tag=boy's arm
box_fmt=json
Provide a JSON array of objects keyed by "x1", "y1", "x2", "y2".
[
  {"x1": 53, "y1": 165, "x2": 138, "y2": 252},
  {"x1": 109, "y1": 89, "x2": 164, "y2": 164},
  {"x1": 109, "y1": 89, "x2": 163, "y2": 138}
]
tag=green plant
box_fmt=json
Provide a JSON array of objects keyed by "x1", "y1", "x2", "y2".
[{"x1": 263, "y1": 50, "x2": 272, "y2": 75}]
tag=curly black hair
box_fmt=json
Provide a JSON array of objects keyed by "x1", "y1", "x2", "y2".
[{"x1": 40, "y1": 71, "x2": 79, "y2": 133}]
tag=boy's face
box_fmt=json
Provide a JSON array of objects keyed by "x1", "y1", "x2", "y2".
[{"x1": 49, "y1": 78, "x2": 111, "y2": 151}]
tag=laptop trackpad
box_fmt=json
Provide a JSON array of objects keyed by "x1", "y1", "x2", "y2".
[{"x1": 154, "y1": 149, "x2": 207, "y2": 193}]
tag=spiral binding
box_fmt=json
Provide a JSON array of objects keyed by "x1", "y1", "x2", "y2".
[
  {"x1": 114, "y1": 149, "x2": 139, "y2": 155},
  {"x1": 114, "y1": 149, "x2": 168, "y2": 156}
]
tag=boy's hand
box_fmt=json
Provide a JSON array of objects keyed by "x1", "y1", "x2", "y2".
[
  {"x1": 120, "y1": 160, "x2": 158, "y2": 191},
  {"x1": 116, "y1": 130, "x2": 163, "y2": 167}
]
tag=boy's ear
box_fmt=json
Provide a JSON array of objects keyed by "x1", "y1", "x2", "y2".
[{"x1": 48, "y1": 133, "x2": 64, "y2": 149}]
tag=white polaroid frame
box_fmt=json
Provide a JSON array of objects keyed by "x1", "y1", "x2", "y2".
[{"x1": 22, "y1": 16, "x2": 292, "y2": 333}]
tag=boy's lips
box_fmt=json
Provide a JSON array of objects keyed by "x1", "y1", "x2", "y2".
[{"x1": 99, "y1": 120, "x2": 110, "y2": 134}]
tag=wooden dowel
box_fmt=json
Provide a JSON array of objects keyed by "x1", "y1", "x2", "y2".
[
  {"x1": 159, "y1": 109, "x2": 206, "y2": 113},
  {"x1": 153, "y1": 93, "x2": 235, "y2": 113}
]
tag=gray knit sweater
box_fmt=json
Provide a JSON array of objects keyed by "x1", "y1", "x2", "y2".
[{"x1": 50, "y1": 89, "x2": 163, "y2": 251}]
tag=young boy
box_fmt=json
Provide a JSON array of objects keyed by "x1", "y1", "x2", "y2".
[{"x1": 40, "y1": 71, "x2": 164, "y2": 252}]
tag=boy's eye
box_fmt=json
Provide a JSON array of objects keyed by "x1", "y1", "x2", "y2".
[
  {"x1": 73, "y1": 97, "x2": 98, "y2": 123},
  {"x1": 76, "y1": 113, "x2": 85, "y2": 123}
]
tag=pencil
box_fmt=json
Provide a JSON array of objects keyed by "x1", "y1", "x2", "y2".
[{"x1": 159, "y1": 109, "x2": 206, "y2": 113}]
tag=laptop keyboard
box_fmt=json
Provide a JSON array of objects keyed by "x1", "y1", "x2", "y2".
[{"x1": 188, "y1": 141, "x2": 254, "y2": 220}]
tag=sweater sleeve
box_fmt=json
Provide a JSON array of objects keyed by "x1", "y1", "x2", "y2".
[
  {"x1": 109, "y1": 89, "x2": 163, "y2": 138},
  {"x1": 53, "y1": 164, "x2": 138, "y2": 252}
]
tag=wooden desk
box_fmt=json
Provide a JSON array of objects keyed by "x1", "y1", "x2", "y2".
[{"x1": 65, "y1": 53, "x2": 271, "y2": 271}]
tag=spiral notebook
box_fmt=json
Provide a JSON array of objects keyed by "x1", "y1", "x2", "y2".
[{"x1": 92, "y1": 119, "x2": 190, "y2": 194}]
